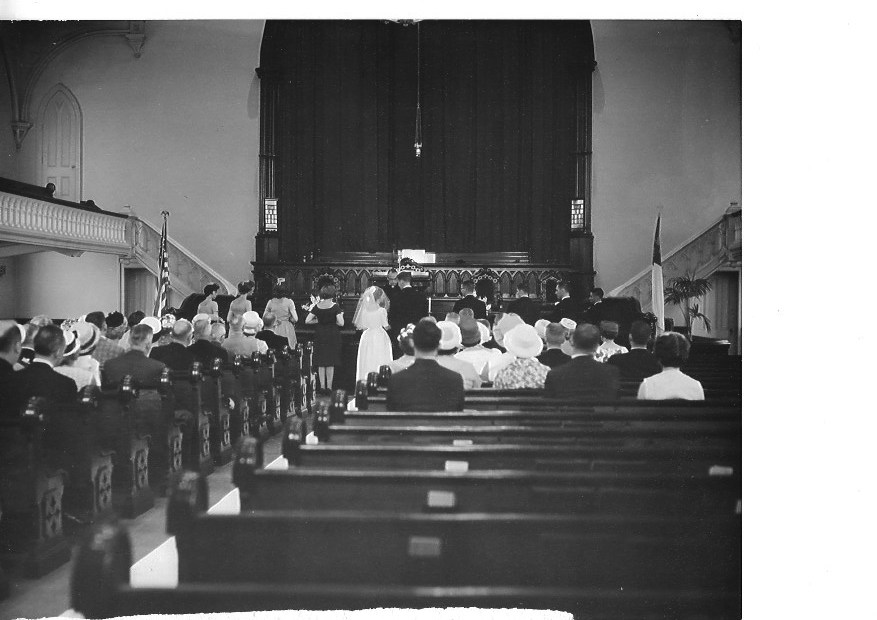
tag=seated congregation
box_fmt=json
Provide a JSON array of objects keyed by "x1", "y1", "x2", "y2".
[{"x1": 0, "y1": 276, "x2": 740, "y2": 618}]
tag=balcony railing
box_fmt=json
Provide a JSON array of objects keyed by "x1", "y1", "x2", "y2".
[{"x1": 0, "y1": 188, "x2": 233, "y2": 297}]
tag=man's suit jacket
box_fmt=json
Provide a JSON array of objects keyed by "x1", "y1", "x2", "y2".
[
  {"x1": 1, "y1": 358, "x2": 23, "y2": 418},
  {"x1": 452, "y1": 295, "x2": 488, "y2": 320},
  {"x1": 506, "y1": 297, "x2": 541, "y2": 325},
  {"x1": 607, "y1": 348, "x2": 662, "y2": 381},
  {"x1": 537, "y1": 348, "x2": 572, "y2": 369},
  {"x1": 7, "y1": 360, "x2": 78, "y2": 417},
  {"x1": 391, "y1": 286, "x2": 429, "y2": 329},
  {"x1": 382, "y1": 284, "x2": 401, "y2": 310},
  {"x1": 188, "y1": 339, "x2": 229, "y2": 367},
  {"x1": 543, "y1": 355, "x2": 620, "y2": 401},
  {"x1": 387, "y1": 358, "x2": 465, "y2": 412},
  {"x1": 149, "y1": 342, "x2": 196, "y2": 371},
  {"x1": 256, "y1": 329, "x2": 290, "y2": 353},
  {"x1": 552, "y1": 297, "x2": 582, "y2": 324},
  {"x1": 583, "y1": 300, "x2": 608, "y2": 326},
  {"x1": 103, "y1": 350, "x2": 167, "y2": 388}
]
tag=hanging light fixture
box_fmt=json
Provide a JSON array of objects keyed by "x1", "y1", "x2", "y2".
[{"x1": 414, "y1": 21, "x2": 423, "y2": 158}]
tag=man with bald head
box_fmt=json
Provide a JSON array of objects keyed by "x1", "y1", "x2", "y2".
[
  {"x1": 149, "y1": 318, "x2": 196, "y2": 371},
  {"x1": 543, "y1": 323, "x2": 619, "y2": 400},
  {"x1": 188, "y1": 317, "x2": 229, "y2": 367},
  {"x1": 256, "y1": 312, "x2": 291, "y2": 353}
]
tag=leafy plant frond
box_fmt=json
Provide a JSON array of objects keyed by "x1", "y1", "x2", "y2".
[{"x1": 688, "y1": 303, "x2": 712, "y2": 333}]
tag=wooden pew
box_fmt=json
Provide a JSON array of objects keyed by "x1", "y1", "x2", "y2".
[
  {"x1": 168, "y1": 509, "x2": 740, "y2": 594},
  {"x1": 273, "y1": 346, "x2": 301, "y2": 423},
  {"x1": 238, "y1": 353, "x2": 273, "y2": 439},
  {"x1": 344, "y1": 402, "x2": 741, "y2": 425},
  {"x1": 311, "y1": 417, "x2": 741, "y2": 446},
  {"x1": 235, "y1": 465, "x2": 740, "y2": 517},
  {"x1": 285, "y1": 442, "x2": 740, "y2": 475},
  {"x1": 70, "y1": 519, "x2": 741, "y2": 618},
  {"x1": 93, "y1": 378, "x2": 154, "y2": 518},
  {"x1": 220, "y1": 357, "x2": 253, "y2": 444},
  {"x1": 50, "y1": 386, "x2": 115, "y2": 524},
  {"x1": 200, "y1": 358, "x2": 233, "y2": 465},
  {"x1": 167, "y1": 365, "x2": 214, "y2": 478},
  {"x1": 357, "y1": 388, "x2": 741, "y2": 411},
  {"x1": 0, "y1": 398, "x2": 71, "y2": 577}
]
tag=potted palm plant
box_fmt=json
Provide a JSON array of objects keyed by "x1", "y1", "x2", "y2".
[{"x1": 664, "y1": 273, "x2": 713, "y2": 335}]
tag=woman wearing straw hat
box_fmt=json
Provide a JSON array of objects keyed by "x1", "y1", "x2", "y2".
[
  {"x1": 493, "y1": 324, "x2": 550, "y2": 389},
  {"x1": 55, "y1": 328, "x2": 97, "y2": 391}
]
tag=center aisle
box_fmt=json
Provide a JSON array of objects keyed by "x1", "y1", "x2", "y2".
[{"x1": 130, "y1": 435, "x2": 288, "y2": 588}]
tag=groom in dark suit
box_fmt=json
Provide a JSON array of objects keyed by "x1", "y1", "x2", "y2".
[
  {"x1": 389, "y1": 271, "x2": 429, "y2": 332},
  {"x1": 452, "y1": 280, "x2": 487, "y2": 320},
  {"x1": 387, "y1": 271, "x2": 428, "y2": 357}
]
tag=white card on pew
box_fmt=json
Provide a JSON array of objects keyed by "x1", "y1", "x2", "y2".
[
  {"x1": 445, "y1": 460, "x2": 469, "y2": 472},
  {"x1": 408, "y1": 536, "x2": 442, "y2": 558},
  {"x1": 305, "y1": 432, "x2": 319, "y2": 445},
  {"x1": 427, "y1": 490, "x2": 457, "y2": 509},
  {"x1": 736, "y1": 499, "x2": 742, "y2": 514},
  {"x1": 452, "y1": 439, "x2": 473, "y2": 446},
  {"x1": 709, "y1": 465, "x2": 734, "y2": 476}
]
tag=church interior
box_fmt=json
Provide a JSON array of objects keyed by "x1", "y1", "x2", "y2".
[{"x1": 0, "y1": 16, "x2": 748, "y2": 619}]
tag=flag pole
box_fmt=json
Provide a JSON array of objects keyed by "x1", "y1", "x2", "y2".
[
  {"x1": 154, "y1": 211, "x2": 170, "y2": 317},
  {"x1": 651, "y1": 205, "x2": 664, "y2": 335}
]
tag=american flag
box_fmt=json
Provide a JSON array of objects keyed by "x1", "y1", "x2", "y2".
[
  {"x1": 651, "y1": 212, "x2": 664, "y2": 333},
  {"x1": 154, "y1": 211, "x2": 170, "y2": 316}
]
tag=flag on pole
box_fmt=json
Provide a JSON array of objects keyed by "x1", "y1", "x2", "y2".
[
  {"x1": 154, "y1": 211, "x2": 170, "y2": 316},
  {"x1": 651, "y1": 213, "x2": 664, "y2": 333}
]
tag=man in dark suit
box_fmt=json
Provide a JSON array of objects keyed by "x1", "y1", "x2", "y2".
[
  {"x1": 583, "y1": 287, "x2": 607, "y2": 326},
  {"x1": 188, "y1": 317, "x2": 229, "y2": 367},
  {"x1": 0, "y1": 320, "x2": 24, "y2": 418},
  {"x1": 452, "y1": 280, "x2": 488, "y2": 320},
  {"x1": 387, "y1": 320, "x2": 465, "y2": 412},
  {"x1": 149, "y1": 319, "x2": 196, "y2": 371},
  {"x1": 608, "y1": 320, "x2": 662, "y2": 380},
  {"x1": 544, "y1": 323, "x2": 619, "y2": 400},
  {"x1": 551, "y1": 280, "x2": 582, "y2": 324},
  {"x1": 7, "y1": 324, "x2": 78, "y2": 417},
  {"x1": 506, "y1": 283, "x2": 541, "y2": 325},
  {"x1": 537, "y1": 322, "x2": 572, "y2": 369},
  {"x1": 389, "y1": 271, "x2": 429, "y2": 332},
  {"x1": 256, "y1": 312, "x2": 291, "y2": 353},
  {"x1": 381, "y1": 269, "x2": 401, "y2": 310},
  {"x1": 103, "y1": 324, "x2": 167, "y2": 388}
]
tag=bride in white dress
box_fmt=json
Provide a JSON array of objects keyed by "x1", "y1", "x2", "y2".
[{"x1": 354, "y1": 286, "x2": 393, "y2": 381}]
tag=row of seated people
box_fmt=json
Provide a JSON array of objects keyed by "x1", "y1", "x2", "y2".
[
  {"x1": 0, "y1": 309, "x2": 295, "y2": 418},
  {"x1": 0, "y1": 319, "x2": 308, "y2": 588},
  {"x1": 382, "y1": 317, "x2": 706, "y2": 411}
]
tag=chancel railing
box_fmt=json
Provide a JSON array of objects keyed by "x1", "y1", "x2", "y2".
[
  {"x1": 610, "y1": 207, "x2": 741, "y2": 311},
  {"x1": 254, "y1": 252, "x2": 572, "y2": 306}
]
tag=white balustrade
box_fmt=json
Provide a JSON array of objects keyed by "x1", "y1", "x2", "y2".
[{"x1": 0, "y1": 190, "x2": 129, "y2": 251}]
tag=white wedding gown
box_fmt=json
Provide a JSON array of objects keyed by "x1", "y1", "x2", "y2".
[{"x1": 355, "y1": 307, "x2": 393, "y2": 381}]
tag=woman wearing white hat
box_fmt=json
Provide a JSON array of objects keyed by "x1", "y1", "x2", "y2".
[
  {"x1": 434, "y1": 320, "x2": 482, "y2": 389},
  {"x1": 55, "y1": 328, "x2": 97, "y2": 391},
  {"x1": 493, "y1": 324, "x2": 550, "y2": 389},
  {"x1": 71, "y1": 321, "x2": 101, "y2": 386}
]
